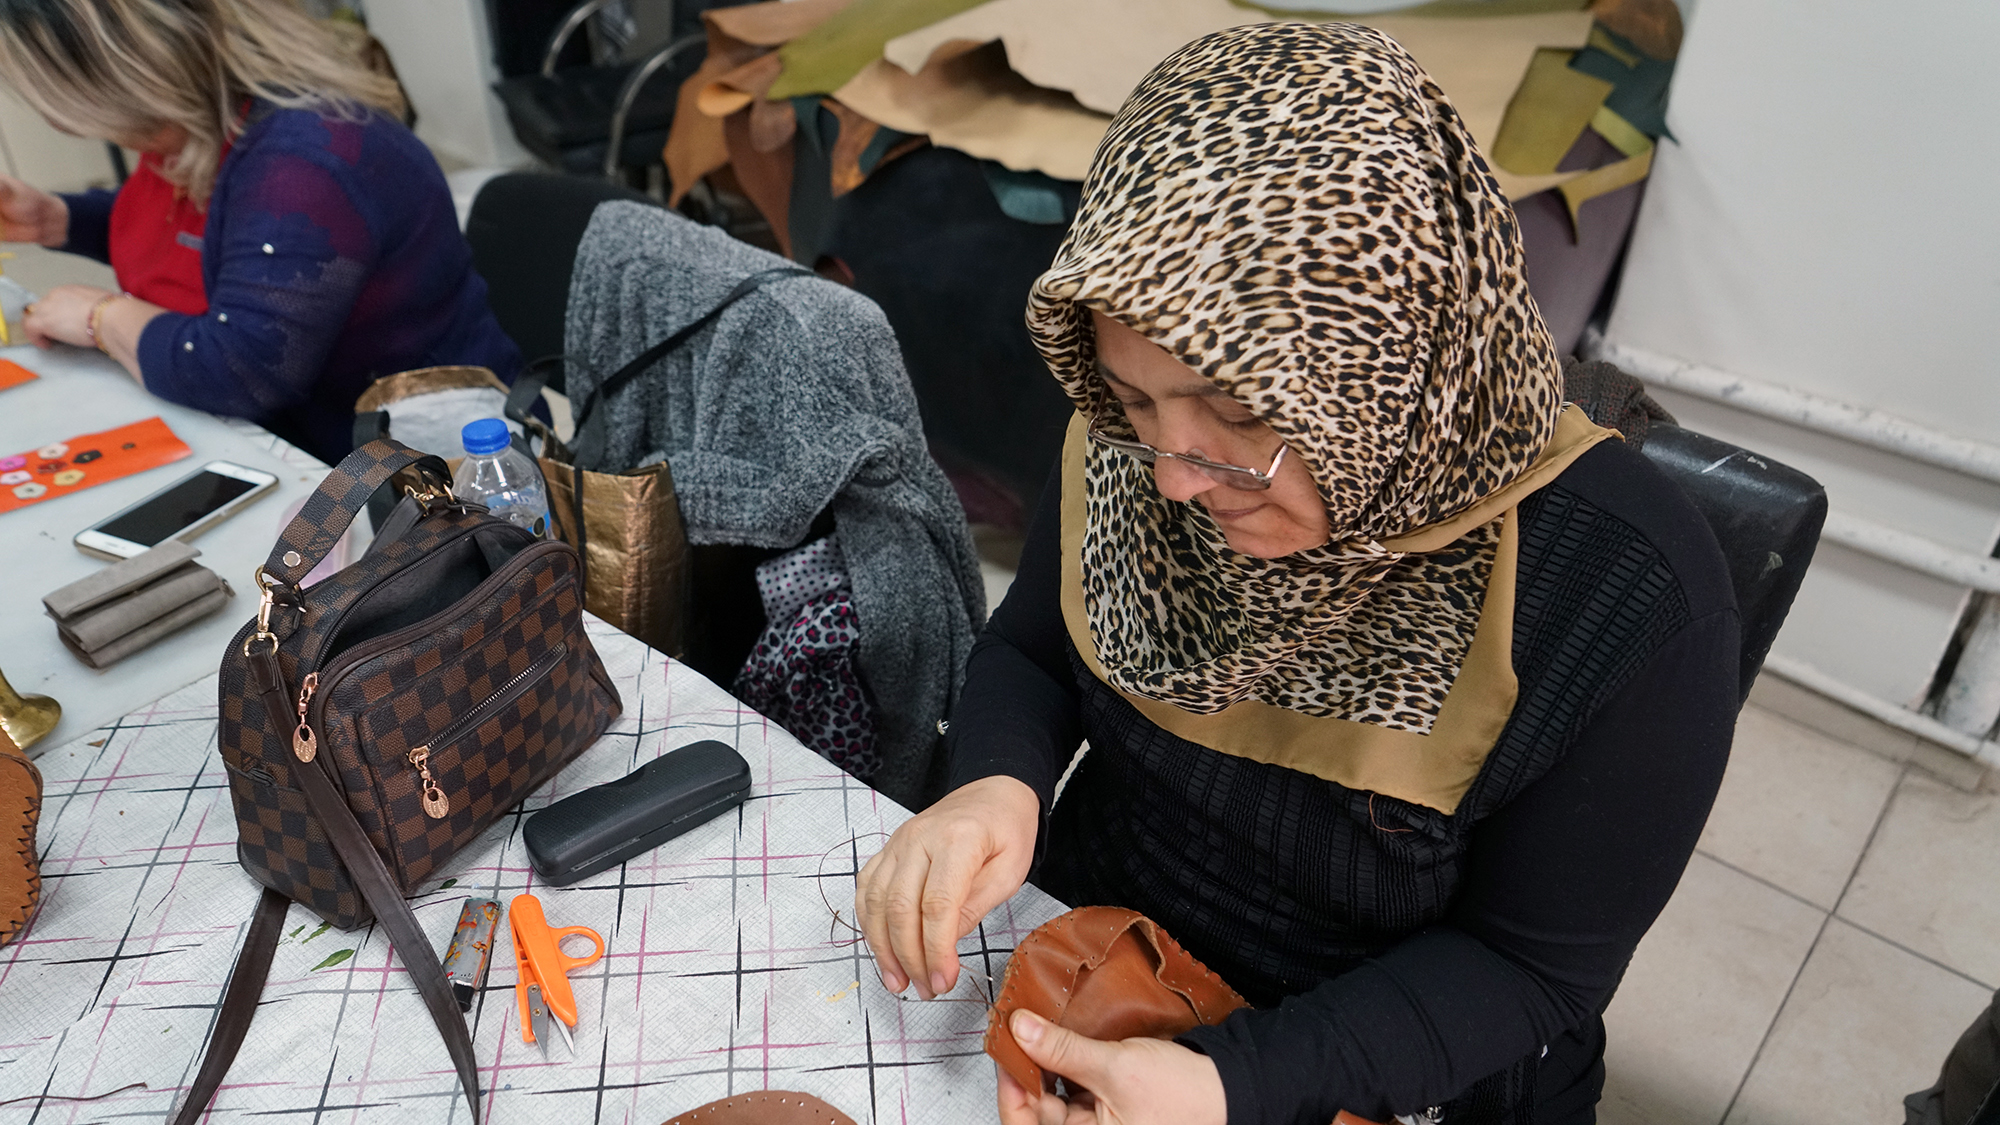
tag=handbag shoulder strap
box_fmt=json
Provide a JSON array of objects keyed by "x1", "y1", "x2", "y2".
[
  {"x1": 172, "y1": 653, "x2": 484, "y2": 1124},
  {"x1": 507, "y1": 265, "x2": 811, "y2": 474},
  {"x1": 168, "y1": 888, "x2": 290, "y2": 1125},
  {"x1": 266, "y1": 439, "x2": 453, "y2": 589}
]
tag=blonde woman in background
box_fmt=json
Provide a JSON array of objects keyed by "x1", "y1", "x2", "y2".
[{"x1": 0, "y1": 0, "x2": 522, "y2": 462}]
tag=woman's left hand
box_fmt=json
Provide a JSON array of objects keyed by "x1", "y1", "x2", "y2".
[
  {"x1": 21, "y1": 284, "x2": 112, "y2": 350},
  {"x1": 996, "y1": 1009, "x2": 1227, "y2": 1125}
]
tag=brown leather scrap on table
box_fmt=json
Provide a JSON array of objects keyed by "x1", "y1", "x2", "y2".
[
  {"x1": 660, "y1": 1090, "x2": 857, "y2": 1125},
  {"x1": 986, "y1": 906, "x2": 1389, "y2": 1125}
]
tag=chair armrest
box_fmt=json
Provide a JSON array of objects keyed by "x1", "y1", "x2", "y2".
[
  {"x1": 542, "y1": 0, "x2": 627, "y2": 77},
  {"x1": 605, "y1": 31, "x2": 708, "y2": 178}
]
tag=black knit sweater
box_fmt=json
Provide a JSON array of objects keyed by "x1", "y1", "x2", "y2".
[{"x1": 947, "y1": 439, "x2": 1741, "y2": 1125}]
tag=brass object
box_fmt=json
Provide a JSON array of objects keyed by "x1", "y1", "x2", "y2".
[
  {"x1": 243, "y1": 565, "x2": 282, "y2": 657},
  {"x1": 0, "y1": 668, "x2": 60, "y2": 753}
]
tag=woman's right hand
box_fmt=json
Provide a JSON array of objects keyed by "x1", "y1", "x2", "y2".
[
  {"x1": 0, "y1": 175, "x2": 68, "y2": 246},
  {"x1": 856, "y1": 774, "x2": 1041, "y2": 1000}
]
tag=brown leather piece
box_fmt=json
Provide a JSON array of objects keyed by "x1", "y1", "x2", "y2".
[
  {"x1": 986, "y1": 908, "x2": 1392, "y2": 1125},
  {"x1": 823, "y1": 99, "x2": 880, "y2": 197},
  {"x1": 721, "y1": 103, "x2": 798, "y2": 256},
  {"x1": 661, "y1": 1090, "x2": 858, "y2": 1125},
  {"x1": 665, "y1": 0, "x2": 852, "y2": 206},
  {"x1": 985, "y1": 906, "x2": 1248, "y2": 1095},
  {"x1": 1588, "y1": 0, "x2": 1683, "y2": 59},
  {"x1": 0, "y1": 723, "x2": 42, "y2": 949}
]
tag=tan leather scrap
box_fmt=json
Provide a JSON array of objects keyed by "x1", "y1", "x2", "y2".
[
  {"x1": 984, "y1": 906, "x2": 1248, "y2": 1094},
  {"x1": 661, "y1": 1090, "x2": 858, "y2": 1125}
]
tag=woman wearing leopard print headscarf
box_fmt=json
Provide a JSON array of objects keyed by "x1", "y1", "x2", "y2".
[{"x1": 859, "y1": 22, "x2": 1738, "y2": 1125}]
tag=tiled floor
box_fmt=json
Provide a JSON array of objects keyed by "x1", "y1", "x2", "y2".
[{"x1": 1602, "y1": 704, "x2": 1998, "y2": 1125}]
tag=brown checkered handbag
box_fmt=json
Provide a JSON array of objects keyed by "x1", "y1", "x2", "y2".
[{"x1": 174, "y1": 439, "x2": 622, "y2": 1125}]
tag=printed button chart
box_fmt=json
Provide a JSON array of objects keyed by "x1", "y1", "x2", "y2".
[{"x1": 0, "y1": 416, "x2": 189, "y2": 515}]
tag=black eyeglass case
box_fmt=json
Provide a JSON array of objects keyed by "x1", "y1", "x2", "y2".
[{"x1": 524, "y1": 739, "x2": 752, "y2": 886}]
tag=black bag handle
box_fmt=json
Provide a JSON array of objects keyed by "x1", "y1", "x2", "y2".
[
  {"x1": 504, "y1": 265, "x2": 811, "y2": 474},
  {"x1": 263, "y1": 439, "x2": 452, "y2": 590}
]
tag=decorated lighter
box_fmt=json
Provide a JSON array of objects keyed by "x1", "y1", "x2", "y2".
[{"x1": 441, "y1": 897, "x2": 503, "y2": 1012}]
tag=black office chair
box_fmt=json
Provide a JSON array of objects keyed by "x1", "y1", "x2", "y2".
[
  {"x1": 1564, "y1": 360, "x2": 1827, "y2": 703},
  {"x1": 466, "y1": 171, "x2": 661, "y2": 390},
  {"x1": 824, "y1": 147, "x2": 1084, "y2": 528},
  {"x1": 492, "y1": 0, "x2": 705, "y2": 179}
]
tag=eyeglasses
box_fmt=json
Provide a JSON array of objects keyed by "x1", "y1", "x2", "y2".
[{"x1": 1086, "y1": 424, "x2": 1288, "y2": 491}]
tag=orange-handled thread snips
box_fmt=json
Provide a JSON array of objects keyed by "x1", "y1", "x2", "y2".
[{"x1": 510, "y1": 893, "x2": 603, "y2": 1058}]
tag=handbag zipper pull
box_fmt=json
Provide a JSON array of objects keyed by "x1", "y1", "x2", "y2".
[
  {"x1": 292, "y1": 673, "x2": 320, "y2": 763},
  {"x1": 407, "y1": 745, "x2": 450, "y2": 819}
]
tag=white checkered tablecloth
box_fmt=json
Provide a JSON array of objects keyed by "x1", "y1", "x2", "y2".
[{"x1": 0, "y1": 619, "x2": 1062, "y2": 1123}]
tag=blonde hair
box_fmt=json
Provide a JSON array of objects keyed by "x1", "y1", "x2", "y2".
[{"x1": 0, "y1": 0, "x2": 406, "y2": 204}]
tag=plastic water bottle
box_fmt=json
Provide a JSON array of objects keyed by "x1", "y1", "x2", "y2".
[{"x1": 453, "y1": 418, "x2": 549, "y2": 537}]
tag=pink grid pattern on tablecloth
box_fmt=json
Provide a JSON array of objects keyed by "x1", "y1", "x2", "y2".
[{"x1": 0, "y1": 619, "x2": 1062, "y2": 1124}]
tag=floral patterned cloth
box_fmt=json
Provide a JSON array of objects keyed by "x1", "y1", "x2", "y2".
[{"x1": 733, "y1": 537, "x2": 880, "y2": 779}]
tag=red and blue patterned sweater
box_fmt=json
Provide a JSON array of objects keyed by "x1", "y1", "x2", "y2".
[{"x1": 61, "y1": 103, "x2": 522, "y2": 464}]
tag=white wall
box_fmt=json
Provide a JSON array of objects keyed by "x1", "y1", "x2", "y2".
[
  {"x1": 1605, "y1": 0, "x2": 2000, "y2": 707},
  {"x1": 0, "y1": 3, "x2": 532, "y2": 184},
  {"x1": 366, "y1": 0, "x2": 536, "y2": 171},
  {"x1": 0, "y1": 86, "x2": 118, "y2": 193}
]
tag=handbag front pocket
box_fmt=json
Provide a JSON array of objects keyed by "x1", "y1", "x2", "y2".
[
  {"x1": 402, "y1": 640, "x2": 568, "y2": 818},
  {"x1": 337, "y1": 572, "x2": 599, "y2": 890}
]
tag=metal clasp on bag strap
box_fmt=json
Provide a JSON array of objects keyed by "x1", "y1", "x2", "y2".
[
  {"x1": 404, "y1": 476, "x2": 459, "y2": 517},
  {"x1": 241, "y1": 565, "x2": 286, "y2": 657}
]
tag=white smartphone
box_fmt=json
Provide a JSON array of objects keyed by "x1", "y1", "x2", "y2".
[{"x1": 74, "y1": 460, "x2": 280, "y2": 561}]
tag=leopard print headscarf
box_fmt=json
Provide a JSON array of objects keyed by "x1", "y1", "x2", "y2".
[{"x1": 1028, "y1": 22, "x2": 1567, "y2": 732}]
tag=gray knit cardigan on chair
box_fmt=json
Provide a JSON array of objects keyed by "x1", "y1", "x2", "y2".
[{"x1": 564, "y1": 201, "x2": 986, "y2": 808}]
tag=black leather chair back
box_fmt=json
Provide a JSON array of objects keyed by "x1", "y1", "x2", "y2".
[
  {"x1": 466, "y1": 172, "x2": 660, "y2": 391},
  {"x1": 1638, "y1": 424, "x2": 1827, "y2": 702}
]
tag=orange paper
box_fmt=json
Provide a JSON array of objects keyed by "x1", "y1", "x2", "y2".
[
  {"x1": 0, "y1": 416, "x2": 192, "y2": 515},
  {"x1": 0, "y1": 359, "x2": 36, "y2": 392}
]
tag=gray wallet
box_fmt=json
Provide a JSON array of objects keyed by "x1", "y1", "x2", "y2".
[{"x1": 43, "y1": 541, "x2": 234, "y2": 668}]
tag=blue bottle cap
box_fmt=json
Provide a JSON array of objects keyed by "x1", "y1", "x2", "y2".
[{"x1": 461, "y1": 418, "x2": 512, "y2": 455}]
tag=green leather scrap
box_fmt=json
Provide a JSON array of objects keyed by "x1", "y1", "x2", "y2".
[
  {"x1": 1569, "y1": 23, "x2": 1676, "y2": 139},
  {"x1": 981, "y1": 162, "x2": 1069, "y2": 224},
  {"x1": 770, "y1": 0, "x2": 992, "y2": 100},
  {"x1": 1490, "y1": 47, "x2": 1613, "y2": 175},
  {"x1": 1589, "y1": 104, "x2": 1651, "y2": 158},
  {"x1": 1558, "y1": 141, "x2": 1652, "y2": 228}
]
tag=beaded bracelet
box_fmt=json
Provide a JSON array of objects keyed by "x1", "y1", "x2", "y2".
[{"x1": 85, "y1": 291, "x2": 127, "y2": 353}]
